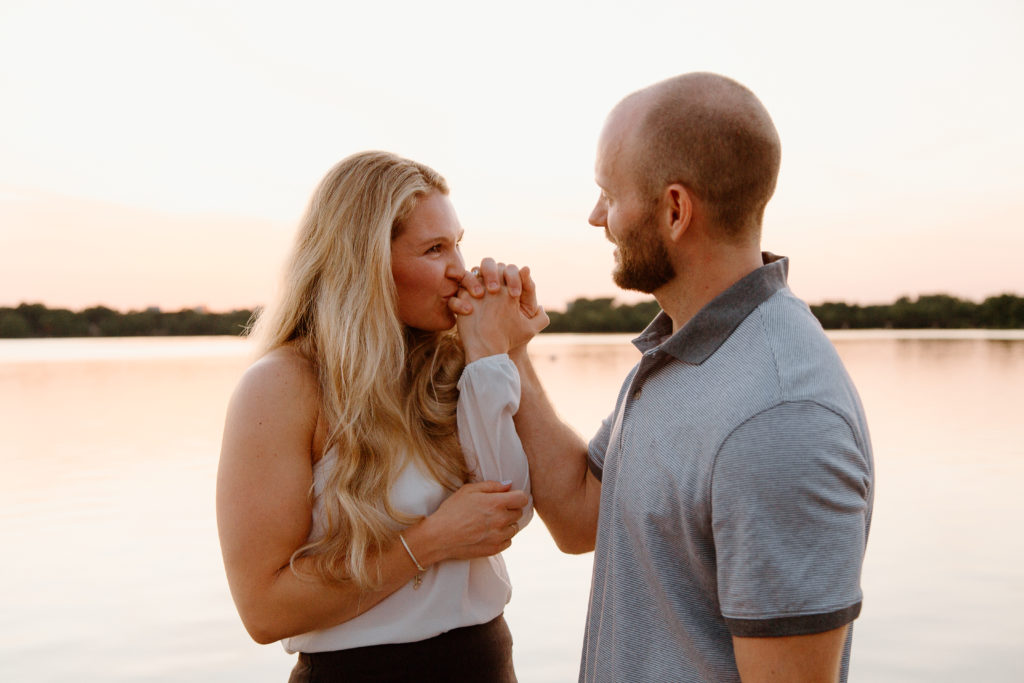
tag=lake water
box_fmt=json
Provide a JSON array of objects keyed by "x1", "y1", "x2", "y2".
[{"x1": 1, "y1": 332, "x2": 1023, "y2": 682}]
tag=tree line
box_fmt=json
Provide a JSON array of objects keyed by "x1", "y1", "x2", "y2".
[
  {"x1": 0, "y1": 303, "x2": 254, "y2": 338},
  {"x1": 1, "y1": 293, "x2": 1022, "y2": 338},
  {"x1": 548, "y1": 293, "x2": 1024, "y2": 332}
]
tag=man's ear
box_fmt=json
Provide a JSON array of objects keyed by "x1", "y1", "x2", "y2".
[{"x1": 664, "y1": 184, "x2": 693, "y2": 243}]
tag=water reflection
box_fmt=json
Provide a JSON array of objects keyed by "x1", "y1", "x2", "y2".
[
  {"x1": 827, "y1": 335, "x2": 1024, "y2": 682},
  {"x1": 0, "y1": 334, "x2": 1022, "y2": 682}
]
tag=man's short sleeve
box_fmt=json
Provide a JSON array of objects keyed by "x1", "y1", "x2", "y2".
[
  {"x1": 587, "y1": 410, "x2": 615, "y2": 482},
  {"x1": 712, "y1": 401, "x2": 872, "y2": 637}
]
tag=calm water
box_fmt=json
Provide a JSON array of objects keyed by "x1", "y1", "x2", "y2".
[{"x1": 1, "y1": 332, "x2": 1023, "y2": 682}]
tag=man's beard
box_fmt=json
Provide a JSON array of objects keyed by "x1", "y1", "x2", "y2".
[{"x1": 611, "y1": 208, "x2": 675, "y2": 294}]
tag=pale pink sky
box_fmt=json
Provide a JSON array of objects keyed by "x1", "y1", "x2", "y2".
[{"x1": 2, "y1": 0, "x2": 1022, "y2": 312}]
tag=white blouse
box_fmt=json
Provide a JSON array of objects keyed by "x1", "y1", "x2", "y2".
[{"x1": 282, "y1": 354, "x2": 532, "y2": 653}]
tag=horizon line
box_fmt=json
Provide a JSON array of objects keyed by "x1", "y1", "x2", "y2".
[{"x1": 4, "y1": 290, "x2": 1024, "y2": 316}]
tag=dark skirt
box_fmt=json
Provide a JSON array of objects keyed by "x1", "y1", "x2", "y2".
[{"x1": 288, "y1": 614, "x2": 517, "y2": 683}]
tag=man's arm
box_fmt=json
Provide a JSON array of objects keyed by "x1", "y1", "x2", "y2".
[
  {"x1": 454, "y1": 259, "x2": 602, "y2": 553},
  {"x1": 509, "y1": 347, "x2": 601, "y2": 554},
  {"x1": 715, "y1": 401, "x2": 870, "y2": 681},
  {"x1": 732, "y1": 626, "x2": 848, "y2": 683}
]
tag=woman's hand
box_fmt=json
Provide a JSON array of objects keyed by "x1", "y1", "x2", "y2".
[
  {"x1": 408, "y1": 480, "x2": 529, "y2": 565},
  {"x1": 451, "y1": 258, "x2": 544, "y2": 320},
  {"x1": 451, "y1": 259, "x2": 549, "y2": 362}
]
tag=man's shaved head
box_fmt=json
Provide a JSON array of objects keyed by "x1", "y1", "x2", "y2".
[{"x1": 612, "y1": 72, "x2": 781, "y2": 239}]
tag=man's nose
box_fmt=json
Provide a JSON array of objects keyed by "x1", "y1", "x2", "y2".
[{"x1": 588, "y1": 198, "x2": 606, "y2": 227}]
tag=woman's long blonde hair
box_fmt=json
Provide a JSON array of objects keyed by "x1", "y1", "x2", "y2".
[{"x1": 250, "y1": 151, "x2": 468, "y2": 588}]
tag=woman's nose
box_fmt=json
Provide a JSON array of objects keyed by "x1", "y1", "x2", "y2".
[{"x1": 446, "y1": 255, "x2": 467, "y2": 281}]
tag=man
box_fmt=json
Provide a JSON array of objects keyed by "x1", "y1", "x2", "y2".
[{"x1": 460, "y1": 72, "x2": 873, "y2": 682}]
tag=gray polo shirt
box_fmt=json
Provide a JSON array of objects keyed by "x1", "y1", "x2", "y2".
[{"x1": 582, "y1": 254, "x2": 874, "y2": 682}]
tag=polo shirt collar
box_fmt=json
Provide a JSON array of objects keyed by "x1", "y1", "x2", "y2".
[{"x1": 633, "y1": 252, "x2": 790, "y2": 364}]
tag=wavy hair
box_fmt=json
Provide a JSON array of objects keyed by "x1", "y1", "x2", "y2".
[{"x1": 250, "y1": 151, "x2": 468, "y2": 588}]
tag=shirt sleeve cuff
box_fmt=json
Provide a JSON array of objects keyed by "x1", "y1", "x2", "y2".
[
  {"x1": 462, "y1": 352, "x2": 512, "y2": 371},
  {"x1": 725, "y1": 602, "x2": 861, "y2": 638}
]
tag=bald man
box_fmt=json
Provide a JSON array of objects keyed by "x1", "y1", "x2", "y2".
[{"x1": 508, "y1": 73, "x2": 874, "y2": 682}]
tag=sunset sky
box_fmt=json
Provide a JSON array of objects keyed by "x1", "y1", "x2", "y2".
[{"x1": 1, "y1": 0, "x2": 1021, "y2": 313}]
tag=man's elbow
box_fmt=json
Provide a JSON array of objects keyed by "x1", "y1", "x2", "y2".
[
  {"x1": 547, "y1": 523, "x2": 597, "y2": 554},
  {"x1": 555, "y1": 536, "x2": 596, "y2": 554}
]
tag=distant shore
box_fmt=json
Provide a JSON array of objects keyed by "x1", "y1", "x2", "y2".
[{"x1": 2, "y1": 293, "x2": 1022, "y2": 338}]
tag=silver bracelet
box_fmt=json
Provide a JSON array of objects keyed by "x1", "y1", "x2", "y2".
[{"x1": 398, "y1": 532, "x2": 425, "y2": 589}]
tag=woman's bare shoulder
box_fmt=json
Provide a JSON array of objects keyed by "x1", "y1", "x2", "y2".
[
  {"x1": 231, "y1": 345, "x2": 319, "y2": 416},
  {"x1": 250, "y1": 344, "x2": 314, "y2": 376}
]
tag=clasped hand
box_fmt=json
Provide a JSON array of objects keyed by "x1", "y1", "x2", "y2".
[{"x1": 449, "y1": 258, "x2": 550, "y2": 362}]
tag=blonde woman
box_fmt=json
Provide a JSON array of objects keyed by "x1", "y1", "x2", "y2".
[{"x1": 217, "y1": 151, "x2": 547, "y2": 682}]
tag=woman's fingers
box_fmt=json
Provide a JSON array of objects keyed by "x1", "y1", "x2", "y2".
[
  {"x1": 503, "y1": 264, "x2": 522, "y2": 298},
  {"x1": 518, "y1": 265, "x2": 540, "y2": 317},
  {"x1": 459, "y1": 269, "x2": 485, "y2": 298},
  {"x1": 466, "y1": 479, "x2": 512, "y2": 494},
  {"x1": 528, "y1": 305, "x2": 550, "y2": 334},
  {"x1": 449, "y1": 288, "x2": 475, "y2": 316},
  {"x1": 456, "y1": 260, "x2": 546, "y2": 353},
  {"x1": 462, "y1": 481, "x2": 528, "y2": 513},
  {"x1": 478, "y1": 258, "x2": 501, "y2": 293},
  {"x1": 431, "y1": 482, "x2": 529, "y2": 557},
  {"x1": 463, "y1": 259, "x2": 529, "y2": 299}
]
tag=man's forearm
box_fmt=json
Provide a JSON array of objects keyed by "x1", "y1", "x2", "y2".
[{"x1": 510, "y1": 347, "x2": 600, "y2": 553}]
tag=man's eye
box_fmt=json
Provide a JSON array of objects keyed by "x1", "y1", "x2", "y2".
[{"x1": 427, "y1": 244, "x2": 442, "y2": 254}]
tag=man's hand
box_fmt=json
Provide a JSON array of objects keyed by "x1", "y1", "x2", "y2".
[
  {"x1": 451, "y1": 258, "x2": 548, "y2": 362},
  {"x1": 449, "y1": 258, "x2": 543, "y2": 321}
]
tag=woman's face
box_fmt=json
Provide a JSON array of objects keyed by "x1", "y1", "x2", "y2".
[{"x1": 391, "y1": 191, "x2": 467, "y2": 331}]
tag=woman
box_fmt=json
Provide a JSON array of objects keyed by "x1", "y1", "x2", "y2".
[{"x1": 217, "y1": 151, "x2": 547, "y2": 681}]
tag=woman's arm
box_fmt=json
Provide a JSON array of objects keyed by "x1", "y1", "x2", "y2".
[
  {"x1": 216, "y1": 348, "x2": 527, "y2": 644},
  {"x1": 454, "y1": 262, "x2": 600, "y2": 554},
  {"x1": 454, "y1": 269, "x2": 550, "y2": 529},
  {"x1": 457, "y1": 354, "x2": 534, "y2": 527}
]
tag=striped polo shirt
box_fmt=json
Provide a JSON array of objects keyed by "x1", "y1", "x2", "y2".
[{"x1": 582, "y1": 253, "x2": 874, "y2": 682}]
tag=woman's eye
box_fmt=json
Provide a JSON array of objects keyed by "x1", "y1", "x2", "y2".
[{"x1": 427, "y1": 244, "x2": 442, "y2": 254}]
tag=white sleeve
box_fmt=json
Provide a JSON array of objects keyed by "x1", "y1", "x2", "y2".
[{"x1": 457, "y1": 354, "x2": 533, "y2": 528}]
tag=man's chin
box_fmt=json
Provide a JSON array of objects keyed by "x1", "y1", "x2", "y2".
[
  {"x1": 612, "y1": 269, "x2": 646, "y2": 293},
  {"x1": 613, "y1": 267, "x2": 668, "y2": 295}
]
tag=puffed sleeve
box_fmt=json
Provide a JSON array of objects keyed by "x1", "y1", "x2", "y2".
[{"x1": 457, "y1": 354, "x2": 533, "y2": 527}]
